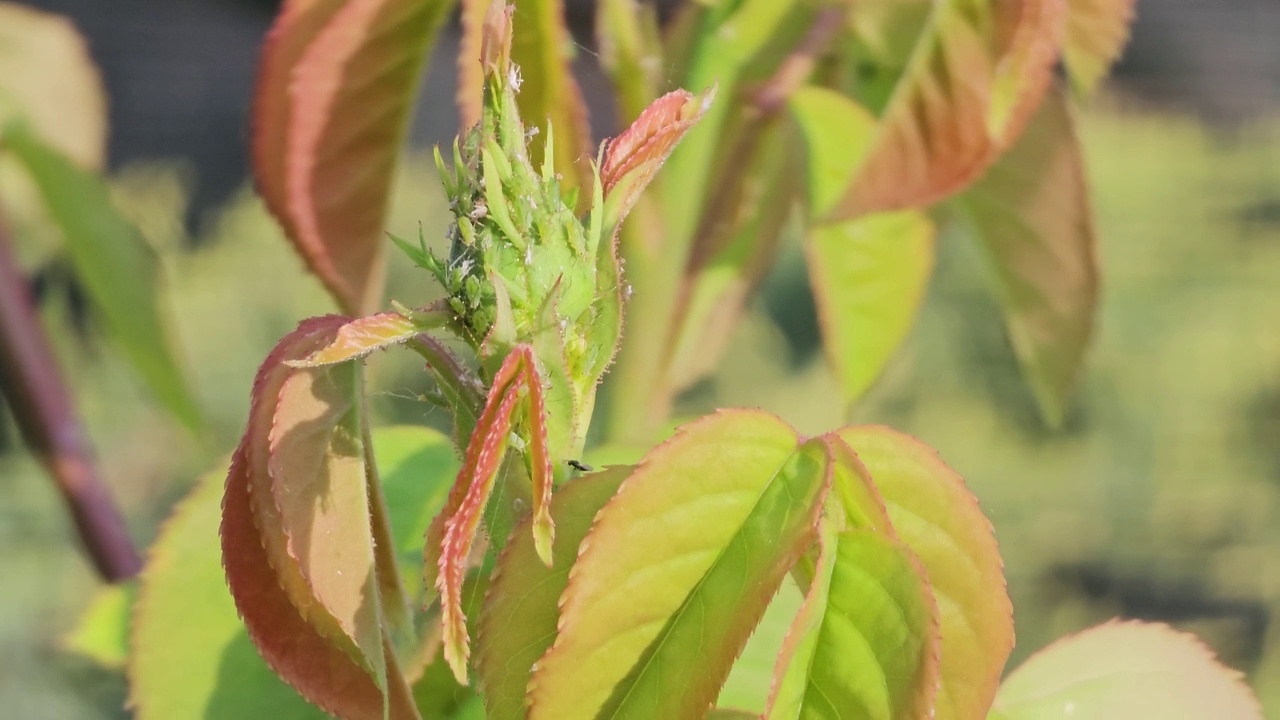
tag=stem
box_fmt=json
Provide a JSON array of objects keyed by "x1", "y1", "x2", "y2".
[{"x1": 0, "y1": 215, "x2": 141, "y2": 581}]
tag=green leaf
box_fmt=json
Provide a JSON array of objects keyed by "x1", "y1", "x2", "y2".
[
  {"x1": 0, "y1": 123, "x2": 201, "y2": 432},
  {"x1": 290, "y1": 310, "x2": 444, "y2": 367},
  {"x1": 0, "y1": 2, "x2": 106, "y2": 169},
  {"x1": 476, "y1": 466, "x2": 630, "y2": 720},
  {"x1": 716, "y1": 578, "x2": 805, "y2": 713},
  {"x1": 993, "y1": 621, "x2": 1264, "y2": 719},
  {"x1": 1063, "y1": 0, "x2": 1136, "y2": 96},
  {"x1": 957, "y1": 87, "x2": 1097, "y2": 427},
  {"x1": 788, "y1": 86, "x2": 877, "y2": 219},
  {"x1": 828, "y1": 0, "x2": 1068, "y2": 220},
  {"x1": 807, "y1": 210, "x2": 935, "y2": 407},
  {"x1": 131, "y1": 426, "x2": 457, "y2": 719},
  {"x1": 766, "y1": 524, "x2": 940, "y2": 720},
  {"x1": 253, "y1": 0, "x2": 453, "y2": 314},
  {"x1": 837, "y1": 425, "x2": 1013, "y2": 720},
  {"x1": 63, "y1": 582, "x2": 135, "y2": 669},
  {"x1": 528, "y1": 410, "x2": 829, "y2": 719}
]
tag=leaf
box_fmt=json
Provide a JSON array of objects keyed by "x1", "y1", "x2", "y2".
[
  {"x1": 290, "y1": 310, "x2": 442, "y2": 367},
  {"x1": 221, "y1": 316, "x2": 418, "y2": 719},
  {"x1": 993, "y1": 621, "x2": 1264, "y2": 719},
  {"x1": 0, "y1": 123, "x2": 202, "y2": 432},
  {"x1": 788, "y1": 86, "x2": 877, "y2": 219},
  {"x1": 476, "y1": 466, "x2": 630, "y2": 720},
  {"x1": 528, "y1": 410, "x2": 830, "y2": 719},
  {"x1": 837, "y1": 425, "x2": 1013, "y2": 720},
  {"x1": 1063, "y1": 0, "x2": 1136, "y2": 96},
  {"x1": 458, "y1": 0, "x2": 591, "y2": 191},
  {"x1": 0, "y1": 2, "x2": 106, "y2": 169},
  {"x1": 807, "y1": 211, "x2": 935, "y2": 407},
  {"x1": 957, "y1": 87, "x2": 1097, "y2": 427},
  {"x1": 829, "y1": 0, "x2": 1068, "y2": 220},
  {"x1": 253, "y1": 0, "x2": 452, "y2": 314},
  {"x1": 766, "y1": 524, "x2": 940, "y2": 720},
  {"x1": 132, "y1": 426, "x2": 457, "y2": 719},
  {"x1": 63, "y1": 582, "x2": 135, "y2": 669}
]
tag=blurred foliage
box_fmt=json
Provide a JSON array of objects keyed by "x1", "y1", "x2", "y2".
[{"x1": 2, "y1": 105, "x2": 1279, "y2": 713}]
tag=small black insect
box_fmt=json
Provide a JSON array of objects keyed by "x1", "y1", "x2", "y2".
[{"x1": 567, "y1": 459, "x2": 593, "y2": 473}]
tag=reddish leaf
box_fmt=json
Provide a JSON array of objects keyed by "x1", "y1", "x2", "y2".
[
  {"x1": 831, "y1": 0, "x2": 1068, "y2": 220},
  {"x1": 254, "y1": 0, "x2": 452, "y2": 314},
  {"x1": 1063, "y1": 0, "x2": 1137, "y2": 96},
  {"x1": 957, "y1": 87, "x2": 1098, "y2": 426},
  {"x1": 290, "y1": 310, "x2": 442, "y2": 367}
]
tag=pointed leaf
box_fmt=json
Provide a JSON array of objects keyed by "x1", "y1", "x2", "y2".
[
  {"x1": 63, "y1": 582, "x2": 135, "y2": 669},
  {"x1": 994, "y1": 621, "x2": 1263, "y2": 719},
  {"x1": 766, "y1": 524, "x2": 940, "y2": 720},
  {"x1": 830, "y1": 0, "x2": 1068, "y2": 219},
  {"x1": 529, "y1": 410, "x2": 830, "y2": 719},
  {"x1": 808, "y1": 211, "x2": 935, "y2": 406},
  {"x1": 838, "y1": 425, "x2": 1013, "y2": 720},
  {"x1": 476, "y1": 466, "x2": 630, "y2": 720},
  {"x1": 1, "y1": 123, "x2": 201, "y2": 432},
  {"x1": 254, "y1": 0, "x2": 453, "y2": 314},
  {"x1": 291, "y1": 310, "x2": 445, "y2": 367},
  {"x1": 0, "y1": 2, "x2": 105, "y2": 169},
  {"x1": 957, "y1": 87, "x2": 1098, "y2": 426},
  {"x1": 1063, "y1": 0, "x2": 1136, "y2": 96},
  {"x1": 133, "y1": 426, "x2": 457, "y2": 719}
]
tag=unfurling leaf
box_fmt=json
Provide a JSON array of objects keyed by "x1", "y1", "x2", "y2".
[
  {"x1": 289, "y1": 309, "x2": 448, "y2": 367},
  {"x1": 838, "y1": 426, "x2": 1013, "y2": 720},
  {"x1": 958, "y1": 87, "x2": 1097, "y2": 427},
  {"x1": 1063, "y1": 0, "x2": 1137, "y2": 96},
  {"x1": 253, "y1": 0, "x2": 453, "y2": 314},
  {"x1": 528, "y1": 410, "x2": 830, "y2": 719},
  {"x1": 221, "y1": 316, "x2": 419, "y2": 720},
  {"x1": 994, "y1": 621, "x2": 1264, "y2": 719}
]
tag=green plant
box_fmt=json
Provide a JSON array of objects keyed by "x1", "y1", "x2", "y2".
[{"x1": 11, "y1": 0, "x2": 1264, "y2": 717}]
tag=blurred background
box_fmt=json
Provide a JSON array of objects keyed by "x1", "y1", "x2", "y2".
[{"x1": 2, "y1": 0, "x2": 1279, "y2": 717}]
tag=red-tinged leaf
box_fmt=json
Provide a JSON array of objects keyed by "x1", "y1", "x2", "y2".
[
  {"x1": 824, "y1": 435, "x2": 892, "y2": 533},
  {"x1": 601, "y1": 87, "x2": 716, "y2": 231},
  {"x1": 254, "y1": 0, "x2": 452, "y2": 314},
  {"x1": 837, "y1": 426, "x2": 1012, "y2": 720},
  {"x1": 994, "y1": 621, "x2": 1264, "y2": 719},
  {"x1": 830, "y1": 0, "x2": 1068, "y2": 220},
  {"x1": 475, "y1": 466, "x2": 630, "y2": 720},
  {"x1": 291, "y1": 310, "x2": 439, "y2": 367},
  {"x1": 517, "y1": 354, "x2": 555, "y2": 566},
  {"x1": 222, "y1": 316, "x2": 419, "y2": 719},
  {"x1": 765, "y1": 523, "x2": 940, "y2": 720},
  {"x1": 1063, "y1": 0, "x2": 1137, "y2": 96},
  {"x1": 957, "y1": 87, "x2": 1097, "y2": 427},
  {"x1": 528, "y1": 410, "x2": 830, "y2": 719}
]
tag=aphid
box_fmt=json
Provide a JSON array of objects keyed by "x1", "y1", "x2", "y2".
[{"x1": 567, "y1": 459, "x2": 593, "y2": 473}]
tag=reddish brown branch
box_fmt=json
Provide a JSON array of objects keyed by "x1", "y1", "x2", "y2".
[{"x1": 0, "y1": 215, "x2": 141, "y2": 581}]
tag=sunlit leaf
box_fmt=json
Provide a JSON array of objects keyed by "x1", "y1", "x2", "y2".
[
  {"x1": 766, "y1": 524, "x2": 940, "y2": 720},
  {"x1": 716, "y1": 579, "x2": 805, "y2": 713},
  {"x1": 830, "y1": 0, "x2": 1068, "y2": 220},
  {"x1": 957, "y1": 87, "x2": 1097, "y2": 427},
  {"x1": 994, "y1": 621, "x2": 1264, "y2": 719},
  {"x1": 254, "y1": 0, "x2": 453, "y2": 314},
  {"x1": 808, "y1": 211, "x2": 935, "y2": 406},
  {"x1": 63, "y1": 582, "x2": 135, "y2": 669},
  {"x1": 1, "y1": 124, "x2": 202, "y2": 432},
  {"x1": 290, "y1": 310, "x2": 443, "y2": 367},
  {"x1": 0, "y1": 2, "x2": 105, "y2": 169},
  {"x1": 476, "y1": 466, "x2": 630, "y2": 720},
  {"x1": 788, "y1": 86, "x2": 876, "y2": 219},
  {"x1": 221, "y1": 317, "x2": 417, "y2": 719},
  {"x1": 132, "y1": 426, "x2": 457, "y2": 719},
  {"x1": 838, "y1": 425, "x2": 1013, "y2": 720},
  {"x1": 1063, "y1": 0, "x2": 1136, "y2": 96},
  {"x1": 529, "y1": 410, "x2": 829, "y2": 719}
]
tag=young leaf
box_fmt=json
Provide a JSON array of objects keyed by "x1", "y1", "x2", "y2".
[
  {"x1": 837, "y1": 426, "x2": 1013, "y2": 720},
  {"x1": 476, "y1": 466, "x2": 630, "y2": 720},
  {"x1": 993, "y1": 621, "x2": 1264, "y2": 719},
  {"x1": 0, "y1": 2, "x2": 106, "y2": 169},
  {"x1": 289, "y1": 309, "x2": 446, "y2": 367},
  {"x1": 528, "y1": 410, "x2": 830, "y2": 719},
  {"x1": 0, "y1": 123, "x2": 202, "y2": 433},
  {"x1": 133, "y1": 426, "x2": 457, "y2": 719},
  {"x1": 829, "y1": 0, "x2": 1068, "y2": 220},
  {"x1": 766, "y1": 524, "x2": 940, "y2": 720},
  {"x1": 253, "y1": 0, "x2": 452, "y2": 314},
  {"x1": 807, "y1": 211, "x2": 935, "y2": 407},
  {"x1": 956, "y1": 87, "x2": 1098, "y2": 427},
  {"x1": 1063, "y1": 0, "x2": 1137, "y2": 96}
]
